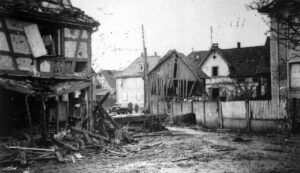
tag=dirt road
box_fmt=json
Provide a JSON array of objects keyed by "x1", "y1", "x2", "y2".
[{"x1": 19, "y1": 127, "x2": 300, "y2": 173}]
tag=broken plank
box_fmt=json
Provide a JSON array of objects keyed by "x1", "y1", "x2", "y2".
[
  {"x1": 55, "y1": 151, "x2": 65, "y2": 162},
  {"x1": 19, "y1": 150, "x2": 26, "y2": 165},
  {"x1": 53, "y1": 139, "x2": 79, "y2": 151},
  {"x1": 83, "y1": 132, "x2": 92, "y2": 143},
  {"x1": 8, "y1": 146, "x2": 55, "y2": 152},
  {"x1": 70, "y1": 127, "x2": 109, "y2": 141}
]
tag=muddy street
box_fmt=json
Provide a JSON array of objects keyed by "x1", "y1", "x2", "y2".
[{"x1": 23, "y1": 127, "x2": 300, "y2": 173}]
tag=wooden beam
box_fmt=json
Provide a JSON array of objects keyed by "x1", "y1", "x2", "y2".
[
  {"x1": 41, "y1": 97, "x2": 48, "y2": 139},
  {"x1": 0, "y1": 28, "x2": 26, "y2": 35},
  {"x1": 0, "y1": 50, "x2": 33, "y2": 58},
  {"x1": 8, "y1": 146, "x2": 55, "y2": 152},
  {"x1": 188, "y1": 81, "x2": 196, "y2": 98},
  {"x1": 70, "y1": 126, "x2": 109, "y2": 141},
  {"x1": 0, "y1": 17, "x2": 19, "y2": 70},
  {"x1": 71, "y1": 30, "x2": 83, "y2": 73},
  {"x1": 25, "y1": 95, "x2": 34, "y2": 146}
]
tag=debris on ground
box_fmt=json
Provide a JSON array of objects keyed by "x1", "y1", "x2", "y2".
[
  {"x1": 113, "y1": 113, "x2": 169, "y2": 133},
  {"x1": 232, "y1": 137, "x2": 252, "y2": 143},
  {"x1": 172, "y1": 113, "x2": 196, "y2": 126},
  {"x1": 0, "y1": 94, "x2": 134, "y2": 168}
]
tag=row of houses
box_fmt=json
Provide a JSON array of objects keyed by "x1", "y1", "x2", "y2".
[
  {"x1": 105, "y1": 38, "x2": 271, "y2": 109},
  {"x1": 92, "y1": 0, "x2": 300, "y2": 130}
]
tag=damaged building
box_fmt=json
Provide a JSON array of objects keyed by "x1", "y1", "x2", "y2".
[
  {"x1": 148, "y1": 50, "x2": 209, "y2": 103},
  {"x1": 0, "y1": 0, "x2": 99, "y2": 141}
]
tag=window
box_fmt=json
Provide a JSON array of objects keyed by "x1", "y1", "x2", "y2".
[
  {"x1": 96, "y1": 84, "x2": 102, "y2": 89},
  {"x1": 291, "y1": 63, "x2": 300, "y2": 88},
  {"x1": 39, "y1": 26, "x2": 62, "y2": 56},
  {"x1": 139, "y1": 64, "x2": 144, "y2": 72},
  {"x1": 212, "y1": 66, "x2": 218, "y2": 76},
  {"x1": 122, "y1": 93, "x2": 128, "y2": 101}
]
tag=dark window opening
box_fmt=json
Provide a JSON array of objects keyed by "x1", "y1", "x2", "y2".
[
  {"x1": 173, "y1": 58, "x2": 178, "y2": 78},
  {"x1": 212, "y1": 88, "x2": 219, "y2": 99},
  {"x1": 212, "y1": 66, "x2": 218, "y2": 76},
  {"x1": 74, "y1": 62, "x2": 87, "y2": 73},
  {"x1": 39, "y1": 26, "x2": 61, "y2": 56},
  {"x1": 96, "y1": 84, "x2": 102, "y2": 89}
]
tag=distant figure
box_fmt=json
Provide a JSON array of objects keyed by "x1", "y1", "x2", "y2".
[
  {"x1": 134, "y1": 104, "x2": 139, "y2": 113},
  {"x1": 128, "y1": 102, "x2": 133, "y2": 114}
]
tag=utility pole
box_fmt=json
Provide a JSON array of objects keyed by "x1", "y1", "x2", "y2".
[
  {"x1": 210, "y1": 26, "x2": 213, "y2": 46},
  {"x1": 141, "y1": 25, "x2": 148, "y2": 110}
]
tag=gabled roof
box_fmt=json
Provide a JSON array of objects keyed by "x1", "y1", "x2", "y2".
[
  {"x1": 0, "y1": 0, "x2": 99, "y2": 28},
  {"x1": 149, "y1": 50, "x2": 209, "y2": 80},
  {"x1": 187, "y1": 38, "x2": 270, "y2": 78},
  {"x1": 116, "y1": 55, "x2": 161, "y2": 78},
  {"x1": 259, "y1": 0, "x2": 300, "y2": 15}
]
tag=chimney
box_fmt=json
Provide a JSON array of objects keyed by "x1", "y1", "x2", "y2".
[
  {"x1": 237, "y1": 42, "x2": 241, "y2": 48},
  {"x1": 154, "y1": 52, "x2": 157, "y2": 56},
  {"x1": 212, "y1": 43, "x2": 218, "y2": 48}
]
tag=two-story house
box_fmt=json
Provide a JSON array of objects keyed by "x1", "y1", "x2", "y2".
[
  {"x1": 116, "y1": 54, "x2": 160, "y2": 109},
  {"x1": 187, "y1": 39, "x2": 271, "y2": 100},
  {"x1": 0, "y1": 0, "x2": 99, "y2": 137}
]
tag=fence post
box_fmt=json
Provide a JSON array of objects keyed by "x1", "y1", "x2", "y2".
[
  {"x1": 203, "y1": 100, "x2": 206, "y2": 127},
  {"x1": 245, "y1": 100, "x2": 250, "y2": 131},
  {"x1": 191, "y1": 100, "x2": 194, "y2": 114},
  {"x1": 157, "y1": 101, "x2": 159, "y2": 114},
  {"x1": 218, "y1": 99, "x2": 223, "y2": 129}
]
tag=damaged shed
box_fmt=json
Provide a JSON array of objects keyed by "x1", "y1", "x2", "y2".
[
  {"x1": 148, "y1": 50, "x2": 209, "y2": 103},
  {"x1": 0, "y1": 0, "x2": 99, "y2": 140}
]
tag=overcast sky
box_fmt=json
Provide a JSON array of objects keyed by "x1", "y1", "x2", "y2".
[{"x1": 72, "y1": 0, "x2": 269, "y2": 72}]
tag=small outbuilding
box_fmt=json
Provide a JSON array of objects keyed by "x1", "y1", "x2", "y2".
[{"x1": 148, "y1": 50, "x2": 209, "y2": 103}]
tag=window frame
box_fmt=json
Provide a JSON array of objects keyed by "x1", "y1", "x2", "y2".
[
  {"x1": 289, "y1": 62, "x2": 300, "y2": 90},
  {"x1": 212, "y1": 66, "x2": 219, "y2": 77}
]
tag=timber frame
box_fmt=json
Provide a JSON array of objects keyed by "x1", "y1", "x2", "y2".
[{"x1": 0, "y1": 0, "x2": 99, "y2": 139}]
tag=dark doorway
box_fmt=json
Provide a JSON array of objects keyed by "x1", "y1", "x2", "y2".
[{"x1": 212, "y1": 88, "x2": 219, "y2": 99}]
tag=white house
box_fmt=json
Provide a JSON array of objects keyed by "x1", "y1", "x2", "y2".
[
  {"x1": 187, "y1": 40, "x2": 271, "y2": 100},
  {"x1": 116, "y1": 54, "x2": 160, "y2": 108}
]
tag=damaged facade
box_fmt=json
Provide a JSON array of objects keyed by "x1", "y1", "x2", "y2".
[
  {"x1": 148, "y1": 50, "x2": 209, "y2": 103},
  {"x1": 0, "y1": 0, "x2": 99, "y2": 139}
]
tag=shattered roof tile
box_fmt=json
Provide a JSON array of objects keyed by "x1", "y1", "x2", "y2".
[{"x1": 0, "y1": 0, "x2": 99, "y2": 27}]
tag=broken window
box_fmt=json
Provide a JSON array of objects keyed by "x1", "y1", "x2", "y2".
[
  {"x1": 39, "y1": 26, "x2": 62, "y2": 56},
  {"x1": 173, "y1": 57, "x2": 178, "y2": 78},
  {"x1": 74, "y1": 62, "x2": 87, "y2": 73}
]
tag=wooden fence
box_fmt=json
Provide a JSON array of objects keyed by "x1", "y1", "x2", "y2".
[{"x1": 150, "y1": 99, "x2": 288, "y2": 130}]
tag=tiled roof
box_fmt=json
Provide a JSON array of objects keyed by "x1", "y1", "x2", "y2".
[
  {"x1": 222, "y1": 46, "x2": 270, "y2": 77},
  {"x1": 116, "y1": 55, "x2": 161, "y2": 78},
  {"x1": 187, "y1": 39, "x2": 270, "y2": 78},
  {"x1": 150, "y1": 50, "x2": 209, "y2": 80},
  {"x1": 0, "y1": 0, "x2": 99, "y2": 27}
]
